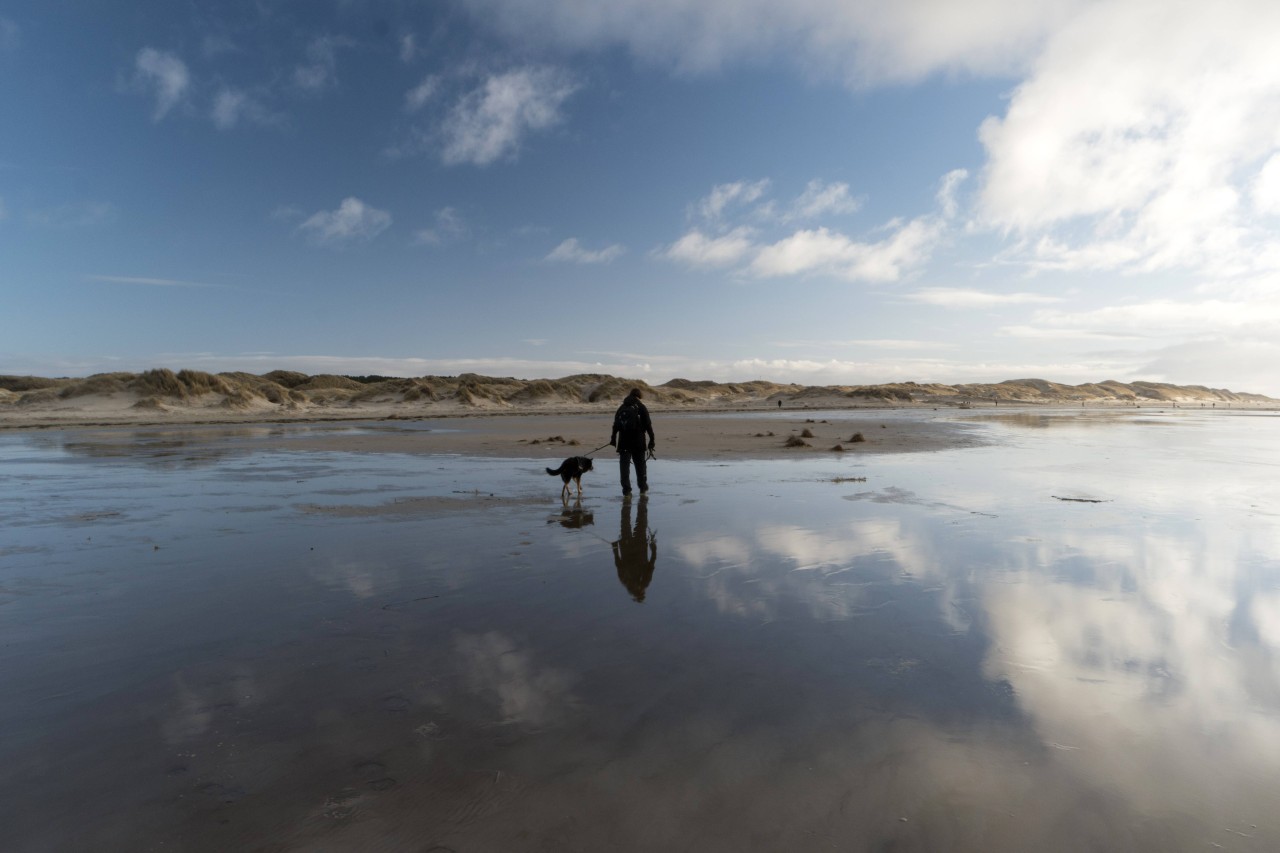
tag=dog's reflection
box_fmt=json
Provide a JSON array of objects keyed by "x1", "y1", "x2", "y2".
[
  {"x1": 612, "y1": 495, "x2": 657, "y2": 602},
  {"x1": 552, "y1": 499, "x2": 595, "y2": 529}
]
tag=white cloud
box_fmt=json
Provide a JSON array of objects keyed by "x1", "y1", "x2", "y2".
[
  {"x1": 689, "y1": 178, "x2": 862, "y2": 225},
  {"x1": 752, "y1": 171, "x2": 966, "y2": 281},
  {"x1": 695, "y1": 180, "x2": 770, "y2": 221},
  {"x1": 997, "y1": 325, "x2": 1144, "y2": 342},
  {"x1": 747, "y1": 227, "x2": 858, "y2": 277},
  {"x1": 1006, "y1": 236, "x2": 1145, "y2": 274},
  {"x1": 404, "y1": 75, "x2": 441, "y2": 112},
  {"x1": 413, "y1": 207, "x2": 467, "y2": 246},
  {"x1": 717, "y1": 355, "x2": 1137, "y2": 386},
  {"x1": 989, "y1": 276, "x2": 1280, "y2": 391},
  {"x1": 270, "y1": 204, "x2": 305, "y2": 223},
  {"x1": 1253, "y1": 154, "x2": 1280, "y2": 216},
  {"x1": 26, "y1": 201, "x2": 117, "y2": 227},
  {"x1": 129, "y1": 46, "x2": 281, "y2": 131},
  {"x1": 456, "y1": 0, "x2": 1071, "y2": 83},
  {"x1": 546, "y1": 237, "x2": 625, "y2": 264},
  {"x1": 660, "y1": 226, "x2": 756, "y2": 268},
  {"x1": 664, "y1": 171, "x2": 965, "y2": 281},
  {"x1": 849, "y1": 338, "x2": 952, "y2": 348},
  {"x1": 293, "y1": 36, "x2": 347, "y2": 93},
  {"x1": 211, "y1": 89, "x2": 246, "y2": 129},
  {"x1": 749, "y1": 220, "x2": 942, "y2": 282},
  {"x1": 296, "y1": 197, "x2": 392, "y2": 246},
  {"x1": 786, "y1": 180, "x2": 860, "y2": 221},
  {"x1": 84, "y1": 275, "x2": 221, "y2": 288},
  {"x1": 200, "y1": 35, "x2": 237, "y2": 59},
  {"x1": 134, "y1": 48, "x2": 190, "y2": 121},
  {"x1": 400, "y1": 33, "x2": 419, "y2": 64},
  {"x1": 440, "y1": 67, "x2": 578, "y2": 166},
  {"x1": 977, "y1": 0, "x2": 1280, "y2": 277},
  {"x1": 773, "y1": 337, "x2": 955, "y2": 351},
  {"x1": 459, "y1": 0, "x2": 1280, "y2": 285},
  {"x1": 1138, "y1": 338, "x2": 1280, "y2": 396},
  {"x1": 211, "y1": 88, "x2": 276, "y2": 130},
  {"x1": 907, "y1": 287, "x2": 1062, "y2": 307},
  {"x1": 935, "y1": 167, "x2": 967, "y2": 219},
  {"x1": 0, "y1": 16, "x2": 19, "y2": 52},
  {"x1": 1024, "y1": 295, "x2": 1280, "y2": 339}
]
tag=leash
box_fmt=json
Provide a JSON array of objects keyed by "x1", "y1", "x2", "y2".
[{"x1": 582, "y1": 441, "x2": 657, "y2": 461}]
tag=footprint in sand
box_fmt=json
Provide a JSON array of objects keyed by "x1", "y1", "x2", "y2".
[
  {"x1": 414, "y1": 720, "x2": 446, "y2": 739},
  {"x1": 354, "y1": 760, "x2": 386, "y2": 779},
  {"x1": 354, "y1": 760, "x2": 398, "y2": 792},
  {"x1": 196, "y1": 782, "x2": 247, "y2": 803},
  {"x1": 323, "y1": 788, "x2": 361, "y2": 819},
  {"x1": 381, "y1": 694, "x2": 411, "y2": 713}
]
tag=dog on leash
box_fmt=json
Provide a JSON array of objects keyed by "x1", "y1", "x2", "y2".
[{"x1": 547, "y1": 456, "x2": 593, "y2": 500}]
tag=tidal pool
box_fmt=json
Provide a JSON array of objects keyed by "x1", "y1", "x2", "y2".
[{"x1": 2, "y1": 411, "x2": 1279, "y2": 851}]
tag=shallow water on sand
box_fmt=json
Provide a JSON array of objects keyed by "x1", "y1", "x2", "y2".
[{"x1": 3, "y1": 411, "x2": 1280, "y2": 851}]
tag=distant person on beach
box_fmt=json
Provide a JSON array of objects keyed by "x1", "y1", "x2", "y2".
[{"x1": 610, "y1": 388, "x2": 655, "y2": 496}]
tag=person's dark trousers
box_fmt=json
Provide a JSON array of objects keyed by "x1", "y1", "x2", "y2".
[{"x1": 619, "y1": 447, "x2": 648, "y2": 494}]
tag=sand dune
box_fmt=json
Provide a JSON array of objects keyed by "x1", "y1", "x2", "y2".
[{"x1": 0, "y1": 368, "x2": 1273, "y2": 428}]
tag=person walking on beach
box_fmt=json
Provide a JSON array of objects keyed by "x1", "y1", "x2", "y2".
[{"x1": 610, "y1": 388, "x2": 655, "y2": 496}]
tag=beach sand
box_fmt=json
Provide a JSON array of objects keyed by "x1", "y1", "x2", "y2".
[
  {"x1": 7, "y1": 404, "x2": 1280, "y2": 851},
  {"x1": 267, "y1": 411, "x2": 991, "y2": 459},
  {"x1": 29, "y1": 410, "x2": 991, "y2": 464}
]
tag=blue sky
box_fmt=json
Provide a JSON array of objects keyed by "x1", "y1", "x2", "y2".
[{"x1": 4, "y1": 0, "x2": 1280, "y2": 394}]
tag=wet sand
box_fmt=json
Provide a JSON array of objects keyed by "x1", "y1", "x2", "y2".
[
  {"x1": 280, "y1": 412, "x2": 989, "y2": 459},
  {"x1": 31, "y1": 409, "x2": 991, "y2": 463},
  {"x1": 5, "y1": 409, "x2": 1280, "y2": 851}
]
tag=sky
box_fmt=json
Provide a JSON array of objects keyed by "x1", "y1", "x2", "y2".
[{"x1": 3, "y1": 0, "x2": 1280, "y2": 394}]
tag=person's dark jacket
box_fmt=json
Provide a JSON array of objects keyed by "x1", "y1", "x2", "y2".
[{"x1": 611, "y1": 398, "x2": 655, "y2": 454}]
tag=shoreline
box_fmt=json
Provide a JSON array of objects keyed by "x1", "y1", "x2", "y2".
[
  {"x1": 11, "y1": 403, "x2": 1266, "y2": 461},
  {"x1": 11, "y1": 408, "x2": 989, "y2": 461}
]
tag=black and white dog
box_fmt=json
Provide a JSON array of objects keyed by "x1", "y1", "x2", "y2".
[{"x1": 546, "y1": 456, "x2": 593, "y2": 500}]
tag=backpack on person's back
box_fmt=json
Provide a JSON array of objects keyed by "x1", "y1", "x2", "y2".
[{"x1": 615, "y1": 400, "x2": 641, "y2": 435}]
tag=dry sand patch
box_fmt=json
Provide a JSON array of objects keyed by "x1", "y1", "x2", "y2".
[{"x1": 246, "y1": 413, "x2": 989, "y2": 460}]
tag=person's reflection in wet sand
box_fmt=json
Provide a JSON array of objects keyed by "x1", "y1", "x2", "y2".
[{"x1": 612, "y1": 495, "x2": 657, "y2": 601}]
